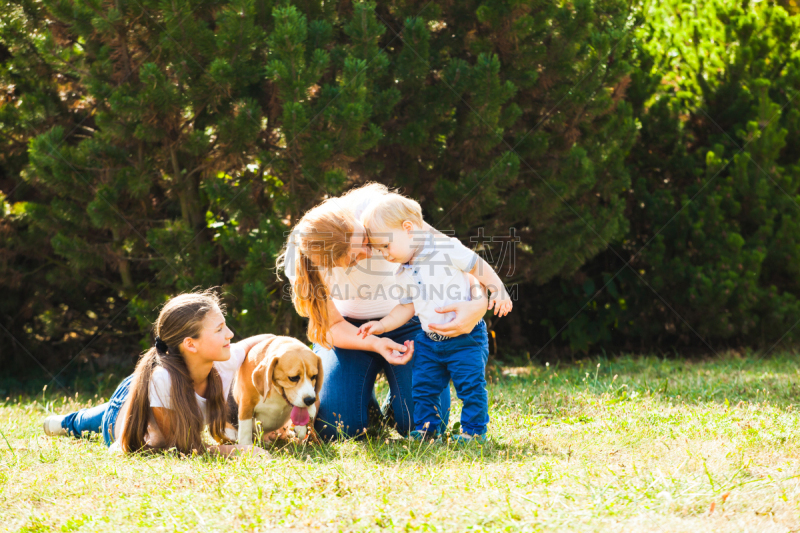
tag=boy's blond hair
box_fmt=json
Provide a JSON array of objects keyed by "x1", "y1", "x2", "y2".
[{"x1": 361, "y1": 192, "x2": 424, "y2": 235}]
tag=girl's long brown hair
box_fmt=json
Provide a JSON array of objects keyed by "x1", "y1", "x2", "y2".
[
  {"x1": 120, "y1": 290, "x2": 229, "y2": 454},
  {"x1": 276, "y1": 183, "x2": 387, "y2": 348}
]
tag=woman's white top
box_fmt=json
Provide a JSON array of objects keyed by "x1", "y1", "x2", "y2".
[
  {"x1": 283, "y1": 187, "x2": 400, "y2": 320},
  {"x1": 109, "y1": 343, "x2": 246, "y2": 452}
]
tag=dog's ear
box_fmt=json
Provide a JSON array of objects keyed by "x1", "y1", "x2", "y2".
[
  {"x1": 253, "y1": 356, "x2": 280, "y2": 398},
  {"x1": 312, "y1": 351, "x2": 324, "y2": 396}
]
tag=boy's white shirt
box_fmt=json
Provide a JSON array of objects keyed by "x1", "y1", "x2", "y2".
[
  {"x1": 283, "y1": 189, "x2": 400, "y2": 319},
  {"x1": 108, "y1": 343, "x2": 246, "y2": 452},
  {"x1": 395, "y1": 231, "x2": 479, "y2": 333}
]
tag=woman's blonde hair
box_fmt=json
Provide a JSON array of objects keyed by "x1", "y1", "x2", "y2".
[
  {"x1": 361, "y1": 192, "x2": 424, "y2": 235},
  {"x1": 276, "y1": 183, "x2": 389, "y2": 348},
  {"x1": 120, "y1": 289, "x2": 229, "y2": 454}
]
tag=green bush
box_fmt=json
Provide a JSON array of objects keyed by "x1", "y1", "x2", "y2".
[{"x1": 534, "y1": 0, "x2": 800, "y2": 354}]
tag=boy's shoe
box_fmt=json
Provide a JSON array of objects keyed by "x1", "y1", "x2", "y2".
[
  {"x1": 42, "y1": 415, "x2": 68, "y2": 437},
  {"x1": 408, "y1": 430, "x2": 438, "y2": 442},
  {"x1": 449, "y1": 433, "x2": 487, "y2": 445}
]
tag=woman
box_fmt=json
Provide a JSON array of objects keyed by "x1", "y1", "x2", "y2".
[
  {"x1": 42, "y1": 290, "x2": 267, "y2": 456},
  {"x1": 277, "y1": 183, "x2": 488, "y2": 439}
]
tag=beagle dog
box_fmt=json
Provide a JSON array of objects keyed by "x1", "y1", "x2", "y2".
[{"x1": 228, "y1": 335, "x2": 323, "y2": 445}]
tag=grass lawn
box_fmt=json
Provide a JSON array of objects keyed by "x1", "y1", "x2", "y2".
[{"x1": 2, "y1": 353, "x2": 800, "y2": 532}]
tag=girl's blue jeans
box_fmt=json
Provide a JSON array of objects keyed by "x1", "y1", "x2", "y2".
[
  {"x1": 60, "y1": 375, "x2": 134, "y2": 446},
  {"x1": 313, "y1": 317, "x2": 451, "y2": 440}
]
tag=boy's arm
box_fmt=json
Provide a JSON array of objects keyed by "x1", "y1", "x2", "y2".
[
  {"x1": 357, "y1": 303, "x2": 415, "y2": 338},
  {"x1": 378, "y1": 303, "x2": 415, "y2": 333},
  {"x1": 468, "y1": 257, "x2": 512, "y2": 315},
  {"x1": 326, "y1": 299, "x2": 415, "y2": 365},
  {"x1": 468, "y1": 257, "x2": 505, "y2": 294}
]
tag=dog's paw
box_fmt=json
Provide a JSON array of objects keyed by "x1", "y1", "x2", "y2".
[
  {"x1": 260, "y1": 430, "x2": 281, "y2": 444},
  {"x1": 263, "y1": 427, "x2": 297, "y2": 444}
]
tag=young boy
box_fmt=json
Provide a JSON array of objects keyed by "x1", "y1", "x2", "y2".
[{"x1": 357, "y1": 193, "x2": 512, "y2": 443}]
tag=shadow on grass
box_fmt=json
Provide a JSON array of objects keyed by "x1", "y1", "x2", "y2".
[
  {"x1": 491, "y1": 352, "x2": 800, "y2": 408},
  {"x1": 250, "y1": 417, "x2": 550, "y2": 464},
  {"x1": 352, "y1": 435, "x2": 550, "y2": 464}
]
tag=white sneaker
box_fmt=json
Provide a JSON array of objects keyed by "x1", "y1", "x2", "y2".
[{"x1": 42, "y1": 415, "x2": 68, "y2": 437}]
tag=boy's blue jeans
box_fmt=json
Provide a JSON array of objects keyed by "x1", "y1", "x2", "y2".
[
  {"x1": 60, "y1": 374, "x2": 134, "y2": 446},
  {"x1": 313, "y1": 317, "x2": 450, "y2": 440},
  {"x1": 413, "y1": 320, "x2": 490, "y2": 436}
]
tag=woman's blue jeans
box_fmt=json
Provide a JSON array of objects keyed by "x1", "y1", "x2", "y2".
[
  {"x1": 313, "y1": 317, "x2": 451, "y2": 440},
  {"x1": 60, "y1": 375, "x2": 134, "y2": 446}
]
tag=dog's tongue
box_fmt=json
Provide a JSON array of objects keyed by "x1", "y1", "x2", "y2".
[{"x1": 290, "y1": 406, "x2": 310, "y2": 426}]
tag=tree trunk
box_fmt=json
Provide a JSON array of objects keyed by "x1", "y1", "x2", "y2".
[
  {"x1": 110, "y1": 226, "x2": 133, "y2": 289},
  {"x1": 170, "y1": 146, "x2": 204, "y2": 234},
  {"x1": 118, "y1": 256, "x2": 133, "y2": 289}
]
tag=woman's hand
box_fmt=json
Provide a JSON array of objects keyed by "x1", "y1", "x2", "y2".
[
  {"x1": 426, "y1": 297, "x2": 487, "y2": 337},
  {"x1": 373, "y1": 337, "x2": 414, "y2": 365}
]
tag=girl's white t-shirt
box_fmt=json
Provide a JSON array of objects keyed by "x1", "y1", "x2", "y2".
[
  {"x1": 283, "y1": 188, "x2": 400, "y2": 320},
  {"x1": 109, "y1": 343, "x2": 246, "y2": 452}
]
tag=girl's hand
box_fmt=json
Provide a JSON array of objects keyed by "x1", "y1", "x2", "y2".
[
  {"x1": 240, "y1": 445, "x2": 269, "y2": 457},
  {"x1": 357, "y1": 320, "x2": 385, "y2": 339},
  {"x1": 488, "y1": 291, "x2": 513, "y2": 317},
  {"x1": 374, "y1": 337, "x2": 414, "y2": 366},
  {"x1": 210, "y1": 444, "x2": 269, "y2": 457}
]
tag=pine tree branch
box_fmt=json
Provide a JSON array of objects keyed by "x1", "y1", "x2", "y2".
[
  {"x1": 0, "y1": 131, "x2": 28, "y2": 152},
  {"x1": 185, "y1": 163, "x2": 209, "y2": 180},
  {"x1": 115, "y1": 0, "x2": 133, "y2": 79}
]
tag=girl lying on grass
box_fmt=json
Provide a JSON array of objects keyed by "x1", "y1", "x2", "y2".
[{"x1": 42, "y1": 289, "x2": 268, "y2": 457}]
